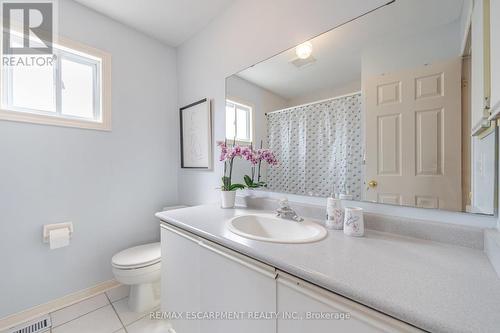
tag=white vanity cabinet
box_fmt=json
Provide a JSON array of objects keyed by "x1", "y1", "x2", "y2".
[
  {"x1": 161, "y1": 224, "x2": 277, "y2": 333},
  {"x1": 276, "y1": 272, "x2": 423, "y2": 333},
  {"x1": 161, "y1": 223, "x2": 422, "y2": 333}
]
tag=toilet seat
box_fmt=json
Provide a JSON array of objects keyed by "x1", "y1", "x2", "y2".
[{"x1": 112, "y1": 242, "x2": 161, "y2": 269}]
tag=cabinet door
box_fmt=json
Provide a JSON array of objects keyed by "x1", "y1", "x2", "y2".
[
  {"x1": 471, "y1": 0, "x2": 488, "y2": 126},
  {"x1": 161, "y1": 225, "x2": 201, "y2": 333},
  {"x1": 199, "y1": 240, "x2": 277, "y2": 333},
  {"x1": 492, "y1": 0, "x2": 500, "y2": 114},
  {"x1": 277, "y1": 272, "x2": 423, "y2": 333}
]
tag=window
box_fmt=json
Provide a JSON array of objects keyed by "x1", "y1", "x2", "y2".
[
  {"x1": 1, "y1": 34, "x2": 111, "y2": 130},
  {"x1": 226, "y1": 99, "x2": 253, "y2": 143}
]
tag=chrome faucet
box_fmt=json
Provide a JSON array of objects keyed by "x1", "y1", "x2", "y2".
[{"x1": 276, "y1": 199, "x2": 304, "y2": 222}]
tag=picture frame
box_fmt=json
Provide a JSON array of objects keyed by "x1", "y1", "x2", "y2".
[{"x1": 180, "y1": 98, "x2": 212, "y2": 169}]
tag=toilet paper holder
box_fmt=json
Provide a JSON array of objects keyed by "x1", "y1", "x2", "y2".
[{"x1": 43, "y1": 222, "x2": 74, "y2": 243}]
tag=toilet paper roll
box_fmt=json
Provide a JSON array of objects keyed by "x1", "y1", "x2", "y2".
[{"x1": 49, "y1": 228, "x2": 70, "y2": 249}]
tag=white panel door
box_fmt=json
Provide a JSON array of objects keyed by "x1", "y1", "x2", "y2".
[
  {"x1": 277, "y1": 273, "x2": 423, "y2": 333},
  {"x1": 199, "y1": 240, "x2": 277, "y2": 333},
  {"x1": 161, "y1": 225, "x2": 201, "y2": 333},
  {"x1": 364, "y1": 58, "x2": 462, "y2": 210}
]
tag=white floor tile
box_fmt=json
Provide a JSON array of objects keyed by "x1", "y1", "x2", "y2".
[
  {"x1": 105, "y1": 285, "x2": 130, "y2": 303},
  {"x1": 126, "y1": 316, "x2": 172, "y2": 333},
  {"x1": 50, "y1": 294, "x2": 110, "y2": 327},
  {"x1": 52, "y1": 305, "x2": 123, "y2": 333},
  {"x1": 112, "y1": 298, "x2": 155, "y2": 326}
]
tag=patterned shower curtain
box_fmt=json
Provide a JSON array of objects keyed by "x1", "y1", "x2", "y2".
[{"x1": 266, "y1": 93, "x2": 363, "y2": 199}]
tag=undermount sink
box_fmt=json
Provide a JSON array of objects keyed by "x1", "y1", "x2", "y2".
[{"x1": 226, "y1": 214, "x2": 327, "y2": 243}]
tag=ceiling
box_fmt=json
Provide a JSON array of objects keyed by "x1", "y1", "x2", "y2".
[
  {"x1": 74, "y1": 0, "x2": 235, "y2": 46},
  {"x1": 236, "y1": 0, "x2": 467, "y2": 100}
]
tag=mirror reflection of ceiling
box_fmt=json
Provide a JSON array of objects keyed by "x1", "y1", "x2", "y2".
[{"x1": 237, "y1": 0, "x2": 468, "y2": 103}]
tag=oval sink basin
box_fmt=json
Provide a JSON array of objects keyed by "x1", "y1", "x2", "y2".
[{"x1": 227, "y1": 214, "x2": 327, "y2": 243}]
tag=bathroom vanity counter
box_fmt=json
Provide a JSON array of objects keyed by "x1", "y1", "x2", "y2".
[{"x1": 156, "y1": 205, "x2": 500, "y2": 333}]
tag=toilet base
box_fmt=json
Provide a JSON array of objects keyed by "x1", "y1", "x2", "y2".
[{"x1": 128, "y1": 281, "x2": 160, "y2": 313}]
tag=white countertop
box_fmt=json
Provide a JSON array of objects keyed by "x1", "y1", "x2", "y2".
[{"x1": 155, "y1": 205, "x2": 500, "y2": 333}]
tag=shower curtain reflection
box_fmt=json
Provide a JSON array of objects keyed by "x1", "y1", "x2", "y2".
[{"x1": 266, "y1": 93, "x2": 363, "y2": 198}]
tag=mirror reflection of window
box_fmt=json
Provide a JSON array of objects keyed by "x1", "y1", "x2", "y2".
[{"x1": 225, "y1": 99, "x2": 253, "y2": 144}]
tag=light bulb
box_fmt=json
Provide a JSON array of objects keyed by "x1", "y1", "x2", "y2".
[{"x1": 295, "y1": 41, "x2": 313, "y2": 59}]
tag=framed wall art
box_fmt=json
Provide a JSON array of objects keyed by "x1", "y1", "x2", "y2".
[{"x1": 179, "y1": 98, "x2": 212, "y2": 169}]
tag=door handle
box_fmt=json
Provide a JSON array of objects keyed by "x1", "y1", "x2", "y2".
[{"x1": 368, "y1": 180, "x2": 378, "y2": 188}]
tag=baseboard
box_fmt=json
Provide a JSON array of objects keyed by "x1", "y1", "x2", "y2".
[{"x1": 0, "y1": 279, "x2": 120, "y2": 332}]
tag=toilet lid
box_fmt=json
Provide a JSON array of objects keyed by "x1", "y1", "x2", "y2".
[{"x1": 112, "y1": 242, "x2": 161, "y2": 269}]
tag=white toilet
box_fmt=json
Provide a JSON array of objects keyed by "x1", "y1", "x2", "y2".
[{"x1": 112, "y1": 242, "x2": 161, "y2": 312}]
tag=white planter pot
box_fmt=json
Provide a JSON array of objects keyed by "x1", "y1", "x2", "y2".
[{"x1": 221, "y1": 190, "x2": 236, "y2": 208}]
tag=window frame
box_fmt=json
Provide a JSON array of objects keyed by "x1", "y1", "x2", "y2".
[
  {"x1": 58, "y1": 49, "x2": 101, "y2": 121},
  {"x1": 0, "y1": 35, "x2": 111, "y2": 131},
  {"x1": 225, "y1": 97, "x2": 254, "y2": 144}
]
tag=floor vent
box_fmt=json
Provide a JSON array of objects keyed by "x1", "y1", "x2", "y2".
[{"x1": 7, "y1": 315, "x2": 51, "y2": 333}]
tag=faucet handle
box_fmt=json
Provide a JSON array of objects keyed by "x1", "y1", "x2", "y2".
[{"x1": 279, "y1": 198, "x2": 290, "y2": 209}]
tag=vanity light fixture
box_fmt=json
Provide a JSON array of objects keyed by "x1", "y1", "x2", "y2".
[{"x1": 295, "y1": 41, "x2": 313, "y2": 59}]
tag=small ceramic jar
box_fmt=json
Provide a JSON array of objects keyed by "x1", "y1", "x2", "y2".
[{"x1": 343, "y1": 207, "x2": 364, "y2": 237}]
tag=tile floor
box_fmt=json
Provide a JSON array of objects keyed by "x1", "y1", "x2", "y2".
[{"x1": 45, "y1": 285, "x2": 171, "y2": 333}]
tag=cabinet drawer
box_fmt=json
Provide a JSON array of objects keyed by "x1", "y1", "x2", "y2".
[{"x1": 277, "y1": 272, "x2": 424, "y2": 333}]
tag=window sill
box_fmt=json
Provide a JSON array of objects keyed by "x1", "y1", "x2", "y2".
[{"x1": 0, "y1": 108, "x2": 111, "y2": 131}]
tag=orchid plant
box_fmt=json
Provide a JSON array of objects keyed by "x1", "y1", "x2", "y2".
[
  {"x1": 217, "y1": 140, "x2": 278, "y2": 191},
  {"x1": 243, "y1": 145, "x2": 278, "y2": 189},
  {"x1": 218, "y1": 141, "x2": 246, "y2": 191}
]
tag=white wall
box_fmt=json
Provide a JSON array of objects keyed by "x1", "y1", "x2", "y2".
[
  {"x1": 0, "y1": 0, "x2": 178, "y2": 318},
  {"x1": 177, "y1": 0, "x2": 391, "y2": 205}
]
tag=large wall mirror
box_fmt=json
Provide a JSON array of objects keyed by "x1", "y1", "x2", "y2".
[{"x1": 225, "y1": 0, "x2": 497, "y2": 215}]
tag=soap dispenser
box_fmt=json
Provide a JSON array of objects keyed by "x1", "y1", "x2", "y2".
[{"x1": 325, "y1": 194, "x2": 343, "y2": 230}]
